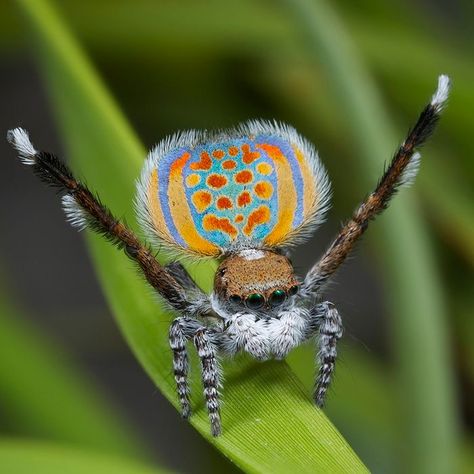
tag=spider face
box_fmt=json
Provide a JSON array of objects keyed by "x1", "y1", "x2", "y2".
[{"x1": 214, "y1": 249, "x2": 299, "y2": 311}]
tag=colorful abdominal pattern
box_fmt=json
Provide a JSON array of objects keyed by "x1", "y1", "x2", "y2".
[{"x1": 142, "y1": 132, "x2": 325, "y2": 256}]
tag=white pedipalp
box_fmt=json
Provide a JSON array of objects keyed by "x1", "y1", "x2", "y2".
[
  {"x1": 221, "y1": 312, "x2": 270, "y2": 360},
  {"x1": 217, "y1": 302, "x2": 310, "y2": 361},
  {"x1": 267, "y1": 307, "x2": 310, "y2": 359}
]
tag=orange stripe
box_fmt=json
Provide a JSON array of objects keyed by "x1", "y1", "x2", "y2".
[
  {"x1": 168, "y1": 152, "x2": 219, "y2": 256},
  {"x1": 256, "y1": 144, "x2": 297, "y2": 246},
  {"x1": 292, "y1": 145, "x2": 317, "y2": 217}
]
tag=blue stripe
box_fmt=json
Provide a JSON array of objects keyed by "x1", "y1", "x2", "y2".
[{"x1": 158, "y1": 148, "x2": 187, "y2": 247}]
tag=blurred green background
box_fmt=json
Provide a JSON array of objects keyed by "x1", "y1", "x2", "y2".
[{"x1": 0, "y1": 0, "x2": 473, "y2": 473}]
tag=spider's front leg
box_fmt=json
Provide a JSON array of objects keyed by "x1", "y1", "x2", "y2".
[
  {"x1": 169, "y1": 317, "x2": 195, "y2": 419},
  {"x1": 311, "y1": 302, "x2": 343, "y2": 407},
  {"x1": 194, "y1": 327, "x2": 221, "y2": 436},
  {"x1": 169, "y1": 317, "x2": 222, "y2": 436}
]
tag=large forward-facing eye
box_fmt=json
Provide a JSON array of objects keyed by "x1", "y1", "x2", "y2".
[
  {"x1": 229, "y1": 295, "x2": 242, "y2": 305},
  {"x1": 269, "y1": 289, "x2": 286, "y2": 307},
  {"x1": 288, "y1": 285, "x2": 299, "y2": 296},
  {"x1": 245, "y1": 293, "x2": 265, "y2": 309}
]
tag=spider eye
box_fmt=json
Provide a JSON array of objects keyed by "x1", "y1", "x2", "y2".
[
  {"x1": 245, "y1": 293, "x2": 265, "y2": 310},
  {"x1": 229, "y1": 295, "x2": 242, "y2": 305},
  {"x1": 289, "y1": 285, "x2": 299, "y2": 296},
  {"x1": 269, "y1": 289, "x2": 286, "y2": 307}
]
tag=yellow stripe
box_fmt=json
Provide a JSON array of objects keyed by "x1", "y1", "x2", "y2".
[
  {"x1": 256, "y1": 144, "x2": 297, "y2": 246},
  {"x1": 168, "y1": 152, "x2": 219, "y2": 256},
  {"x1": 292, "y1": 145, "x2": 317, "y2": 217},
  {"x1": 148, "y1": 169, "x2": 174, "y2": 244}
]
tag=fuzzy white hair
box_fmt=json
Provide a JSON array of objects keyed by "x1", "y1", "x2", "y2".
[
  {"x1": 431, "y1": 74, "x2": 451, "y2": 111},
  {"x1": 398, "y1": 151, "x2": 421, "y2": 188},
  {"x1": 6, "y1": 128, "x2": 37, "y2": 165},
  {"x1": 61, "y1": 194, "x2": 88, "y2": 231}
]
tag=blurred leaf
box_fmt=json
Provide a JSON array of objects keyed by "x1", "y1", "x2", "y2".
[
  {"x1": 0, "y1": 439, "x2": 169, "y2": 474},
  {"x1": 278, "y1": 0, "x2": 458, "y2": 473},
  {"x1": 0, "y1": 283, "x2": 145, "y2": 459},
  {"x1": 14, "y1": 0, "x2": 368, "y2": 472},
  {"x1": 461, "y1": 440, "x2": 474, "y2": 474},
  {"x1": 419, "y1": 163, "x2": 474, "y2": 267},
  {"x1": 291, "y1": 343, "x2": 471, "y2": 474}
]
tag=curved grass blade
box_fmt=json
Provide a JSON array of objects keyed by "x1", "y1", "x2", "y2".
[{"x1": 14, "y1": 0, "x2": 367, "y2": 472}]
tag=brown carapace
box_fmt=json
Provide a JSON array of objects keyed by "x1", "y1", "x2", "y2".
[{"x1": 214, "y1": 249, "x2": 299, "y2": 309}]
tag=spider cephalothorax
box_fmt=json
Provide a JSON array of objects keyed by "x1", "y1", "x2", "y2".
[
  {"x1": 214, "y1": 249, "x2": 299, "y2": 311},
  {"x1": 8, "y1": 75, "x2": 450, "y2": 437}
]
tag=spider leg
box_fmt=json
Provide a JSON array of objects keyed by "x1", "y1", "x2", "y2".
[
  {"x1": 302, "y1": 75, "x2": 450, "y2": 296},
  {"x1": 169, "y1": 317, "x2": 196, "y2": 419},
  {"x1": 6, "y1": 128, "x2": 208, "y2": 313},
  {"x1": 169, "y1": 318, "x2": 222, "y2": 436},
  {"x1": 311, "y1": 301, "x2": 343, "y2": 407},
  {"x1": 194, "y1": 328, "x2": 222, "y2": 437},
  {"x1": 165, "y1": 262, "x2": 216, "y2": 318},
  {"x1": 165, "y1": 262, "x2": 200, "y2": 293}
]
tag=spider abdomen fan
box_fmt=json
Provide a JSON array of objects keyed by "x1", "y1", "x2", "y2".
[{"x1": 136, "y1": 120, "x2": 331, "y2": 257}]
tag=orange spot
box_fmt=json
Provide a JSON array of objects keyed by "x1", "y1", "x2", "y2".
[
  {"x1": 192, "y1": 190, "x2": 212, "y2": 213},
  {"x1": 190, "y1": 151, "x2": 212, "y2": 171},
  {"x1": 243, "y1": 206, "x2": 271, "y2": 236},
  {"x1": 217, "y1": 196, "x2": 233, "y2": 210},
  {"x1": 203, "y1": 214, "x2": 238, "y2": 239},
  {"x1": 186, "y1": 173, "x2": 201, "y2": 188},
  {"x1": 222, "y1": 160, "x2": 236, "y2": 170},
  {"x1": 235, "y1": 214, "x2": 244, "y2": 223},
  {"x1": 228, "y1": 146, "x2": 239, "y2": 156},
  {"x1": 212, "y1": 149, "x2": 225, "y2": 159},
  {"x1": 237, "y1": 191, "x2": 252, "y2": 207},
  {"x1": 254, "y1": 181, "x2": 273, "y2": 200},
  {"x1": 235, "y1": 170, "x2": 253, "y2": 184},
  {"x1": 170, "y1": 151, "x2": 191, "y2": 175},
  {"x1": 257, "y1": 162, "x2": 273, "y2": 175},
  {"x1": 207, "y1": 174, "x2": 228, "y2": 189},
  {"x1": 242, "y1": 144, "x2": 260, "y2": 164}
]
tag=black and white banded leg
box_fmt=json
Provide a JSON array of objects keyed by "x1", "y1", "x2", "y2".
[
  {"x1": 194, "y1": 328, "x2": 221, "y2": 437},
  {"x1": 169, "y1": 317, "x2": 222, "y2": 436},
  {"x1": 169, "y1": 318, "x2": 193, "y2": 419},
  {"x1": 314, "y1": 302, "x2": 343, "y2": 407}
]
